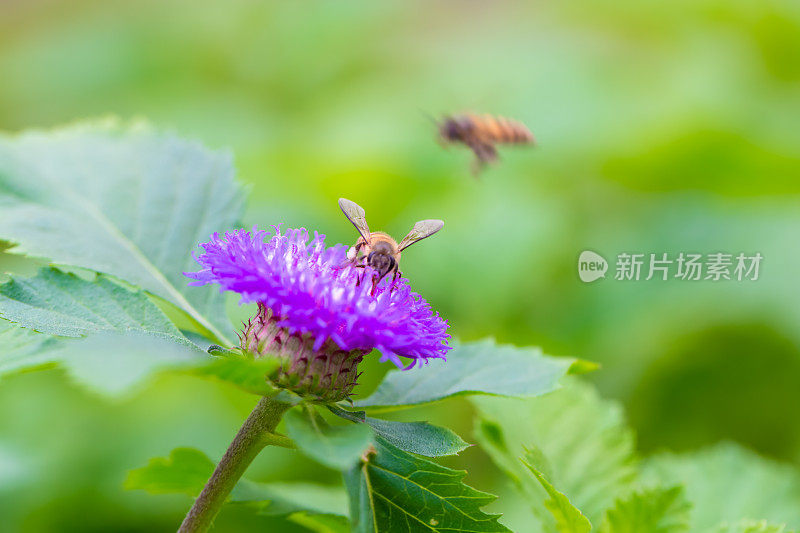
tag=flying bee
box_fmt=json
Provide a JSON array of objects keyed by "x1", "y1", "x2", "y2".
[
  {"x1": 438, "y1": 113, "x2": 535, "y2": 173},
  {"x1": 338, "y1": 198, "x2": 443, "y2": 290}
]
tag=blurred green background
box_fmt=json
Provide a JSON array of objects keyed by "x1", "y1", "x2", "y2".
[{"x1": 1, "y1": 0, "x2": 799, "y2": 531}]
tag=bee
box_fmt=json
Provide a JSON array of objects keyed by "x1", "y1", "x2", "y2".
[
  {"x1": 338, "y1": 198, "x2": 443, "y2": 290},
  {"x1": 438, "y1": 113, "x2": 535, "y2": 173}
]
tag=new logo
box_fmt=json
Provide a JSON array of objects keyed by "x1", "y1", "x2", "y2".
[{"x1": 578, "y1": 250, "x2": 608, "y2": 283}]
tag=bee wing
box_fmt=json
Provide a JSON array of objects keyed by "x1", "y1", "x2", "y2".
[
  {"x1": 338, "y1": 198, "x2": 371, "y2": 241},
  {"x1": 398, "y1": 219, "x2": 444, "y2": 251}
]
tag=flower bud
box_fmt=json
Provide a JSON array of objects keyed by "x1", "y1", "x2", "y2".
[{"x1": 240, "y1": 303, "x2": 366, "y2": 401}]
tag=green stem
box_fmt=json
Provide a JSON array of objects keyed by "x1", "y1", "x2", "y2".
[{"x1": 178, "y1": 395, "x2": 292, "y2": 533}]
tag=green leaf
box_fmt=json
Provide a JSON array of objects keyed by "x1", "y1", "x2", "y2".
[
  {"x1": 1, "y1": 318, "x2": 277, "y2": 396},
  {"x1": 125, "y1": 447, "x2": 214, "y2": 496},
  {"x1": 0, "y1": 268, "x2": 189, "y2": 344},
  {"x1": 713, "y1": 520, "x2": 797, "y2": 533},
  {"x1": 522, "y1": 459, "x2": 591, "y2": 533},
  {"x1": 330, "y1": 406, "x2": 470, "y2": 457},
  {"x1": 0, "y1": 121, "x2": 244, "y2": 345},
  {"x1": 1, "y1": 324, "x2": 196, "y2": 395},
  {"x1": 59, "y1": 331, "x2": 287, "y2": 396},
  {"x1": 126, "y1": 447, "x2": 348, "y2": 517},
  {"x1": 344, "y1": 436, "x2": 510, "y2": 532},
  {"x1": 240, "y1": 482, "x2": 348, "y2": 517},
  {"x1": 599, "y1": 486, "x2": 690, "y2": 533},
  {"x1": 0, "y1": 268, "x2": 283, "y2": 394},
  {"x1": 55, "y1": 330, "x2": 204, "y2": 395},
  {"x1": 356, "y1": 339, "x2": 589, "y2": 410},
  {"x1": 0, "y1": 318, "x2": 60, "y2": 375},
  {"x1": 190, "y1": 353, "x2": 280, "y2": 396},
  {"x1": 285, "y1": 407, "x2": 374, "y2": 471},
  {"x1": 473, "y1": 379, "x2": 637, "y2": 530},
  {"x1": 642, "y1": 443, "x2": 800, "y2": 532},
  {"x1": 288, "y1": 513, "x2": 351, "y2": 533},
  {"x1": 0, "y1": 268, "x2": 210, "y2": 393}
]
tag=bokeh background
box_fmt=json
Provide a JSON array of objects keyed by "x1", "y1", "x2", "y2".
[{"x1": 1, "y1": 0, "x2": 799, "y2": 531}]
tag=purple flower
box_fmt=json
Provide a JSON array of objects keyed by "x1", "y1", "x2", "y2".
[{"x1": 186, "y1": 226, "x2": 450, "y2": 370}]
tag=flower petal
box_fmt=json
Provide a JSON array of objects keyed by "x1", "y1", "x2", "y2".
[{"x1": 186, "y1": 227, "x2": 450, "y2": 366}]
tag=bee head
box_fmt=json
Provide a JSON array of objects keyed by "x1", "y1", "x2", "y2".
[
  {"x1": 440, "y1": 118, "x2": 463, "y2": 142},
  {"x1": 367, "y1": 247, "x2": 396, "y2": 279}
]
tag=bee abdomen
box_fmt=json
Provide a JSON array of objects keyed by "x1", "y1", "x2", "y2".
[
  {"x1": 468, "y1": 114, "x2": 533, "y2": 145},
  {"x1": 492, "y1": 116, "x2": 534, "y2": 144}
]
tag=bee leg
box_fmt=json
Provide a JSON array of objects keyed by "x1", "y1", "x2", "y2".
[
  {"x1": 470, "y1": 158, "x2": 484, "y2": 177},
  {"x1": 352, "y1": 263, "x2": 367, "y2": 286},
  {"x1": 370, "y1": 271, "x2": 387, "y2": 297},
  {"x1": 369, "y1": 274, "x2": 381, "y2": 296},
  {"x1": 469, "y1": 141, "x2": 498, "y2": 177}
]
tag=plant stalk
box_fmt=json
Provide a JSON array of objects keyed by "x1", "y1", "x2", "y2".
[{"x1": 178, "y1": 395, "x2": 292, "y2": 533}]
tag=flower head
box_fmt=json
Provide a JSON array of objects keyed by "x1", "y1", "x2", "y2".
[{"x1": 186, "y1": 226, "x2": 449, "y2": 398}]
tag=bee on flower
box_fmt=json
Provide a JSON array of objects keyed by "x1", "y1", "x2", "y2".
[{"x1": 185, "y1": 226, "x2": 450, "y2": 401}]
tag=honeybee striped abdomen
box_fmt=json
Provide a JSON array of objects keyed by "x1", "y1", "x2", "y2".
[{"x1": 471, "y1": 114, "x2": 534, "y2": 144}]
